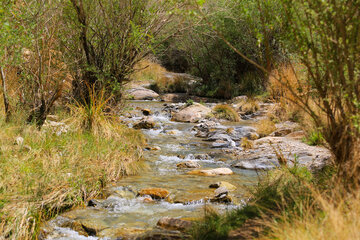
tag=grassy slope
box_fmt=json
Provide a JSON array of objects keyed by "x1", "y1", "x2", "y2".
[
  {"x1": 0, "y1": 111, "x2": 145, "y2": 239},
  {"x1": 189, "y1": 165, "x2": 315, "y2": 240}
]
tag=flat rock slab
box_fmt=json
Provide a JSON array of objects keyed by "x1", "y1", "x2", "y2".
[
  {"x1": 157, "y1": 217, "x2": 193, "y2": 231},
  {"x1": 232, "y1": 136, "x2": 331, "y2": 170},
  {"x1": 187, "y1": 168, "x2": 234, "y2": 176}
]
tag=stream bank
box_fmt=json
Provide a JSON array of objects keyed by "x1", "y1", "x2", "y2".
[{"x1": 42, "y1": 99, "x2": 331, "y2": 240}]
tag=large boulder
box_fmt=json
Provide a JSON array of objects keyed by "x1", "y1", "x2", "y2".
[
  {"x1": 172, "y1": 103, "x2": 211, "y2": 123},
  {"x1": 231, "y1": 136, "x2": 332, "y2": 170},
  {"x1": 126, "y1": 87, "x2": 159, "y2": 100},
  {"x1": 133, "y1": 117, "x2": 155, "y2": 129},
  {"x1": 138, "y1": 188, "x2": 170, "y2": 200}
]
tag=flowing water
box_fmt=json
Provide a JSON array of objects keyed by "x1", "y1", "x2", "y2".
[{"x1": 45, "y1": 101, "x2": 259, "y2": 239}]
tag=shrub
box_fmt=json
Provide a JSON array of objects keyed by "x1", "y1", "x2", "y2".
[
  {"x1": 157, "y1": 0, "x2": 288, "y2": 99},
  {"x1": 255, "y1": 119, "x2": 276, "y2": 138},
  {"x1": 276, "y1": 0, "x2": 360, "y2": 183},
  {"x1": 186, "y1": 99, "x2": 194, "y2": 106},
  {"x1": 239, "y1": 99, "x2": 260, "y2": 115},
  {"x1": 304, "y1": 130, "x2": 324, "y2": 146},
  {"x1": 212, "y1": 104, "x2": 241, "y2": 122},
  {"x1": 241, "y1": 137, "x2": 254, "y2": 150}
]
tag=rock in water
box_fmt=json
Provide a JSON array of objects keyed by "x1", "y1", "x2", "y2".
[
  {"x1": 138, "y1": 188, "x2": 170, "y2": 200},
  {"x1": 142, "y1": 109, "x2": 152, "y2": 116},
  {"x1": 133, "y1": 117, "x2": 155, "y2": 129},
  {"x1": 209, "y1": 181, "x2": 237, "y2": 191},
  {"x1": 126, "y1": 87, "x2": 159, "y2": 100},
  {"x1": 172, "y1": 103, "x2": 211, "y2": 123},
  {"x1": 157, "y1": 217, "x2": 193, "y2": 231},
  {"x1": 187, "y1": 168, "x2": 233, "y2": 176},
  {"x1": 214, "y1": 187, "x2": 229, "y2": 197},
  {"x1": 177, "y1": 161, "x2": 201, "y2": 168}
]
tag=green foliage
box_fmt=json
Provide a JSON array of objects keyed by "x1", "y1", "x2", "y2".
[
  {"x1": 63, "y1": 0, "x2": 178, "y2": 99},
  {"x1": 0, "y1": 2, "x2": 30, "y2": 65},
  {"x1": 159, "y1": 0, "x2": 288, "y2": 98},
  {"x1": 304, "y1": 130, "x2": 324, "y2": 146},
  {"x1": 186, "y1": 99, "x2": 194, "y2": 106}
]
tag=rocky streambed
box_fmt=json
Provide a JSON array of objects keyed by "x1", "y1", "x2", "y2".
[{"x1": 42, "y1": 99, "x2": 331, "y2": 240}]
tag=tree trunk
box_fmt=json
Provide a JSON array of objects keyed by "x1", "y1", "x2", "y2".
[
  {"x1": 0, "y1": 67, "x2": 11, "y2": 122},
  {"x1": 27, "y1": 82, "x2": 64, "y2": 129}
]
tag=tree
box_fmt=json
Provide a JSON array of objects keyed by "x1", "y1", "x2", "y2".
[
  {"x1": 0, "y1": 1, "x2": 29, "y2": 121},
  {"x1": 278, "y1": 0, "x2": 360, "y2": 185},
  {"x1": 158, "y1": 0, "x2": 287, "y2": 98},
  {"x1": 188, "y1": 0, "x2": 360, "y2": 185},
  {"x1": 17, "y1": 1, "x2": 67, "y2": 127},
  {"x1": 63, "y1": 0, "x2": 180, "y2": 103}
]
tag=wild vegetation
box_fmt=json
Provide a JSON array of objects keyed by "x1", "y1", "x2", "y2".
[
  {"x1": 212, "y1": 105, "x2": 241, "y2": 122},
  {"x1": 186, "y1": 0, "x2": 360, "y2": 239},
  {"x1": 0, "y1": 0, "x2": 359, "y2": 239}
]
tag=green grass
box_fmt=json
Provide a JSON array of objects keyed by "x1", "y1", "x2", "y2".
[
  {"x1": 0, "y1": 110, "x2": 145, "y2": 239},
  {"x1": 303, "y1": 130, "x2": 324, "y2": 146}
]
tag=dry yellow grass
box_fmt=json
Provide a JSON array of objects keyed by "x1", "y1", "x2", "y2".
[
  {"x1": 130, "y1": 58, "x2": 191, "y2": 93},
  {"x1": 130, "y1": 58, "x2": 167, "y2": 85},
  {"x1": 0, "y1": 107, "x2": 145, "y2": 239},
  {"x1": 213, "y1": 104, "x2": 241, "y2": 122},
  {"x1": 241, "y1": 137, "x2": 254, "y2": 150},
  {"x1": 267, "y1": 64, "x2": 330, "y2": 140},
  {"x1": 239, "y1": 99, "x2": 260, "y2": 115},
  {"x1": 262, "y1": 190, "x2": 360, "y2": 240},
  {"x1": 255, "y1": 119, "x2": 276, "y2": 138}
]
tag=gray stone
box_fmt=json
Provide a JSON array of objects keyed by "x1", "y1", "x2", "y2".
[
  {"x1": 177, "y1": 161, "x2": 201, "y2": 168},
  {"x1": 126, "y1": 87, "x2": 159, "y2": 100},
  {"x1": 133, "y1": 117, "x2": 155, "y2": 129},
  {"x1": 157, "y1": 217, "x2": 193, "y2": 231},
  {"x1": 231, "y1": 136, "x2": 332, "y2": 170},
  {"x1": 172, "y1": 103, "x2": 211, "y2": 123}
]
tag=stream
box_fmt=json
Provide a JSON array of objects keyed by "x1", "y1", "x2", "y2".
[{"x1": 44, "y1": 101, "x2": 259, "y2": 240}]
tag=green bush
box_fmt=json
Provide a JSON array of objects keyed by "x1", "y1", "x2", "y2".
[
  {"x1": 158, "y1": 0, "x2": 287, "y2": 99},
  {"x1": 304, "y1": 130, "x2": 324, "y2": 146}
]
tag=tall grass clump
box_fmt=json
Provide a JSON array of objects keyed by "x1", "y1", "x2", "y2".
[
  {"x1": 255, "y1": 119, "x2": 276, "y2": 138},
  {"x1": 263, "y1": 191, "x2": 360, "y2": 240},
  {"x1": 212, "y1": 104, "x2": 241, "y2": 122},
  {"x1": 0, "y1": 102, "x2": 145, "y2": 239},
  {"x1": 238, "y1": 99, "x2": 260, "y2": 115}
]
